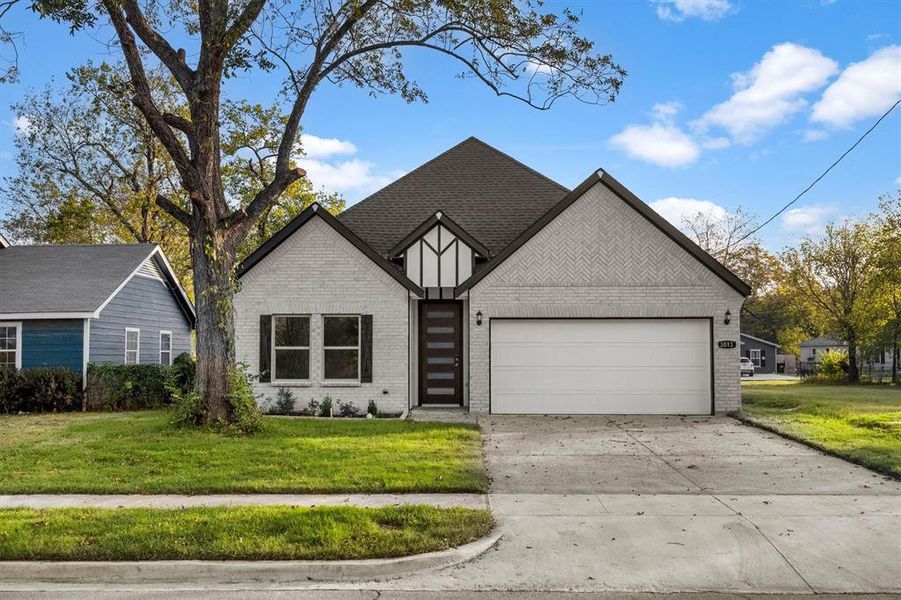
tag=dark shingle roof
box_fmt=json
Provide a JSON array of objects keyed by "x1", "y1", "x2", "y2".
[
  {"x1": 337, "y1": 137, "x2": 569, "y2": 256},
  {"x1": 0, "y1": 244, "x2": 157, "y2": 315},
  {"x1": 800, "y1": 336, "x2": 847, "y2": 348}
]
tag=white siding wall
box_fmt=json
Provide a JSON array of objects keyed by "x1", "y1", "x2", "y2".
[
  {"x1": 468, "y1": 181, "x2": 745, "y2": 414},
  {"x1": 235, "y1": 218, "x2": 410, "y2": 414}
]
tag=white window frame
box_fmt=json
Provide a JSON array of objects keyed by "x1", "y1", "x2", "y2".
[
  {"x1": 322, "y1": 314, "x2": 361, "y2": 383},
  {"x1": 272, "y1": 315, "x2": 311, "y2": 384},
  {"x1": 749, "y1": 348, "x2": 761, "y2": 367},
  {"x1": 159, "y1": 330, "x2": 173, "y2": 366},
  {"x1": 125, "y1": 328, "x2": 140, "y2": 365},
  {"x1": 0, "y1": 321, "x2": 22, "y2": 370}
]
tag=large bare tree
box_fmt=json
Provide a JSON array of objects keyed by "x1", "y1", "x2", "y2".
[{"x1": 5, "y1": 0, "x2": 626, "y2": 425}]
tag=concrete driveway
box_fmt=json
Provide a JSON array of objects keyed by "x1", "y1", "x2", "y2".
[{"x1": 377, "y1": 415, "x2": 901, "y2": 594}]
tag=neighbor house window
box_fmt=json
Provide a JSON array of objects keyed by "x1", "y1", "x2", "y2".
[
  {"x1": 125, "y1": 328, "x2": 140, "y2": 365},
  {"x1": 0, "y1": 322, "x2": 21, "y2": 371},
  {"x1": 272, "y1": 315, "x2": 310, "y2": 382},
  {"x1": 750, "y1": 349, "x2": 761, "y2": 367},
  {"x1": 323, "y1": 315, "x2": 360, "y2": 381},
  {"x1": 160, "y1": 331, "x2": 172, "y2": 366}
]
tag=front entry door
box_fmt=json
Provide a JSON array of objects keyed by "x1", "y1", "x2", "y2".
[{"x1": 419, "y1": 301, "x2": 463, "y2": 405}]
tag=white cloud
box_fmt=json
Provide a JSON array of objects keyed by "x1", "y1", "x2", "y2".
[
  {"x1": 299, "y1": 134, "x2": 357, "y2": 159},
  {"x1": 701, "y1": 136, "x2": 731, "y2": 150},
  {"x1": 650, "y1": 197, "x2": 728, "y2": 227},
  {"x1": 803, "y1": 129, "x2": 829, "y2": 142},
  {"x1": 694, "y1": 43, "x2": 838, "y2": 143},
  {"x1": 610, "y1": 123, "x2": 700, "y2": 167},
  {"x1": 810, "y1": 46, "x2": 901, "y2": 128},
  {"x1": 653, "y1": 0, "x2": 734, "y2": 22},
  {"x1": 524, "y1": 59, "x2": 555, "y2": 75},
  {"x1": 651, "y1": 101, "x2": 683, "y2": 122},
  {"x1": 781, "y1": 203, "x2": 839, "y2": 234},
  {"x1": 895, "y1": 175, "x2": 901, "y2": 186},
  {"x1": 12, "y1": 115, "x2": 31, "y2": 135},
  {"x1": 299, "y1": 158, "x2": 405, "y2": 198}
]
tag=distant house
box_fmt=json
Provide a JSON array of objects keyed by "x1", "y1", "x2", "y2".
[
  {"x1": 739, "y1": 333, "x2": 778, "y2": 374},
  {"x1": 799, "y1": 336, "x2": 847, "y2": 363},
  {"x1": 0, "y1": 243, "x2": 195, "y2": 385}
]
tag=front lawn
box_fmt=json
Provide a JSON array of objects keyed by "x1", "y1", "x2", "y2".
[
  {"x1": 0, "y1": 411, "x2": 487, "y2": 494},
  {"x1": 0, "y1": 505, "x2": 493, "y2": 561},
  {"x1": 741, "y1": 381, "x2": 901, "y2": 478}
]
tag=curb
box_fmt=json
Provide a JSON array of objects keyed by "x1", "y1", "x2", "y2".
[{"x1": 0, "y1": 530, "x2": 502, "y2": 585}]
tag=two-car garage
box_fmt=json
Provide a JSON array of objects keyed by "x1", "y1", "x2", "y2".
[{"x1": 490, "y1": 319, "x2": 713, "y2": 415}]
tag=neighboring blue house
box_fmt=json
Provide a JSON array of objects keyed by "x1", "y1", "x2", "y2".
[{"x1": 0, "y1": 242, "x2": 195, "y2": 384}]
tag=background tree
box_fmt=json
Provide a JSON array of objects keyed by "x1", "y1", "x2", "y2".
[
  {"x1": 870, "y1": 192, "x2": 901, "y2": 383},
  {"x1": 4, "y1": 0, "x2": 626, "y2": 426},
  {"x1": 782, "y1": 219, "x2": 880, "y2": 382}
]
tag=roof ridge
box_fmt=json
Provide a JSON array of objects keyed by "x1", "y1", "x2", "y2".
[
  {"x1": 4, "y1": 242, "x2": 157, "y2": 248},
  {"x1": 465, "y1": 137, "x2": 570, "y2": 194},
  {"x1": 339, "y1": 137, "x2": 569, "y2": 219}
]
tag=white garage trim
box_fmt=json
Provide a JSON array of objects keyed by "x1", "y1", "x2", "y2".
[{"x1": 489, "y1": 318, "x2": 714, "y2": 415}]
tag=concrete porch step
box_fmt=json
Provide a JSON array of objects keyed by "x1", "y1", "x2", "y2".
[{"x1": 409, "y1": 406, "x2": 478, "y2": 424}]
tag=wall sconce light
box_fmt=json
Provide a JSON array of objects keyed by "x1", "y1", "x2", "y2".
[
  {"x1": 476, "y1": 311, "x2": 483, "y2": 326},
  {"x1": 724, "y1": 309, "x2": 732, "y2": 325}
]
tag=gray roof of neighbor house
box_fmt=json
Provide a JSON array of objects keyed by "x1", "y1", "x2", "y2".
[
  {"x1": 0, "y1": 243, "x2": 194, "y2": 322},
  {"x1": 338, "y1": 137, "x2": 569, "y2": 257},
  {"x1": 800, "y1": 336, "x2": 847, "y2": 347},
  {"x1": 740, "y1": 332, "x2": 780, "y2": 348}
]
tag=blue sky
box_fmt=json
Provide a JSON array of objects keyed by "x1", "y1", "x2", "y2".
[{"x1": 1, "y1": 0, "x2": 899, "y2": 251}]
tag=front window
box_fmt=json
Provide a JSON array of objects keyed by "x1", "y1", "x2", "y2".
[
  {"x1": 749, "y1": 349, "x2": 761, "y2": 367},
  {"x1": 323, "y1": 315, "x2": 360, "y2": 381},
  {"x1": 0, "y1": 323, "x2": 21, "y2": 371},
  {"x1": 273, "y1": 315, "x2": 310, "y2": 382},
  {"x1": 160, "y1": 331, "x2": 172, "y2": 366},
  {"x1": 125, "y1": 328, "x2": 140, "y2": 365}
]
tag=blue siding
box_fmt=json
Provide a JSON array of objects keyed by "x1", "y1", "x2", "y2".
[
  {"x1": 89, "y1": 274, "x2": 192, "y2": 365},
  {"x1": 21, "y1": 320, "x2": 83, "y2": 373}
]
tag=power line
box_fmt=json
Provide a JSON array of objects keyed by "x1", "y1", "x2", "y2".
[{"x1": 732, "y1": 97, "x2": 901, "y2": 247}]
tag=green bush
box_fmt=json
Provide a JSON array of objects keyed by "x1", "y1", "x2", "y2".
[
  {"x1": 266, "y1": 388, "x2": 296, "y2": 415},
  {"x1": 319, "y1": 395, "x2": 333, "y2": 417},
  {"x1": 815, "y1": 348, "x2": 849, "y2": 382},
  {"x1": 169, "y1": 353, "x2": 195, "y2": 394},
  {"x1": 225, "y1": 364, "x2": 263, "y2": 435},
  {"x1": 86, "y1": 364, "x2": 175, "y2": 411},
  {"x1": 0, "y1": 368, "x2": 83, "y2": 414}
]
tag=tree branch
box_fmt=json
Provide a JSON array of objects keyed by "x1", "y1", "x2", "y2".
[
  {"x1": 156, "y1": 193, "x2": 192, "y2": 226},
  {"x1": 223, "y1": 166, "x2": 305, "y2": 234},
  {"x1": 120, "y1": 0, "x2": 195, "y2": 94}
]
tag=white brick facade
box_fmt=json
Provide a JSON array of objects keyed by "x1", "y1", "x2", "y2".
[
  {"x1": 466, "y1": 181, "x2": 745, "y2": 414},
  {"x1": 235, "y1": 217, "x2": 410, "y2": 414}
]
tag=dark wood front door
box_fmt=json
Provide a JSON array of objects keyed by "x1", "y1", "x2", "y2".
[{"x1": 419, "y1": 301, "x2": 463, "y2": 405}]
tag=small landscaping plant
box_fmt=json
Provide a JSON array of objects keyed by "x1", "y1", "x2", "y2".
[
  {"x1": 300, "y1": 398, "x2": 320, "y2": 416},
  {"x1": 805, "y1": 348, "x2": 849, "y2": 383},
  {"x1": 337, "y1": 399, "x2": 360, "y2": 418},
  {"x1": 318, "y1": 395, "x2": 333, "y2": 417},
  {"x1": 367, "y1": 399, "x2": 379, "y2": 418},
  {"x1": 266, "y1": 388, "x2": 296, "y2": 415}
]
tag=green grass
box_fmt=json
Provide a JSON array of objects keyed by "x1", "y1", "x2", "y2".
[
  {"x1": 0, "y1": 505, "x2": 494, "y2": 561},
  {"x1": 0, "y1": 411, "x2": 488, "y2": 494},
  {"x1": 741, "y1": 381, "x2": 901, "y2": 478}
]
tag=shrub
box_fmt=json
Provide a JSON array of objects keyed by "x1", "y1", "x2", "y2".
[
  {"x1": 812, "y1": 348, "x2": 849, "y2": 383},
  {"x1": 319, "y1": 395, "x2": 333, "y2": 417},
  {"x1": 0, "y1": 368, "x2": 83, "y2": 413},
  {"x1": 367, "y1": 399, "x2": 379, "y2": 417},
  {"x1": 86, "y1": 364, "x2": 173, "y2": 411},
  {"x1": 169, "y1": 353, "x2": 195, "y2": 394},
  {"x1": 299, "y1": 398, "x2": 320, "y2": 416},
  {"x1": 225, "y1": 364, "x2": 263, "y2": 435},
  {"x1": 266, "y1": 388, "x2": 296, "y2": 416},
  {"x1": 336, "y1": 399, "x2": 360, "y2": 418}
]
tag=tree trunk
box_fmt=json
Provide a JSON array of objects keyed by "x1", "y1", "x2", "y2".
[
  {"x1": 847, "y1": 336, "x2": 859, "y2": 383},
  {"x1": 190, "y1": 222, "x2": 237, "y2": 424}
]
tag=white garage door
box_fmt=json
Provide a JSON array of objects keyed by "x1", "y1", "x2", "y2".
[{"x1": 490, "y1": 319, "x2": 711, "y2": 415}]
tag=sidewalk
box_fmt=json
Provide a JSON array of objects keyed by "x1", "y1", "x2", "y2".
[{"x1": 0, "y1": 493, "x2": 488, "y2": 510}]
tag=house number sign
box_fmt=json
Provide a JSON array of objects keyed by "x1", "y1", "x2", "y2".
[{"x1": 717, "y1": 340, "x2": 737, "y2": 349}]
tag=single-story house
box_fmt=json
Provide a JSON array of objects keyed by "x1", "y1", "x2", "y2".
[
  {"x1": 0, "y1": 242, "x2": 195, "y2": 384},
  {"x1": 799, "y1": 336, "x2": 847, "y2": 363},
  {"x1": 235, "y1": 138, "x2": 750, "y2": 416},
  {"x1": 739, "y1": 333, "x2": 778, "y2": 374}
]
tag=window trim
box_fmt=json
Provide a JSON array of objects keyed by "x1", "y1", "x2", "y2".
[
  {"x1": 322, "y1": 314, "x2": 361, "y2": 383},
  {"x1": 0, "y1": 321, "x2": 22, "y2": 370},
  {"x1": 749, "y1": 348, "x2": 761, "y2": 367},
  {"x1": 125, "y1": 328, "x2": 140, "y2": 365},
  {"x1": 159, "y1": 330, "x2": 173, "y2": 366},
  {"x1": 271, "y1": 314, "x2": 311, "y2": 384}
]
